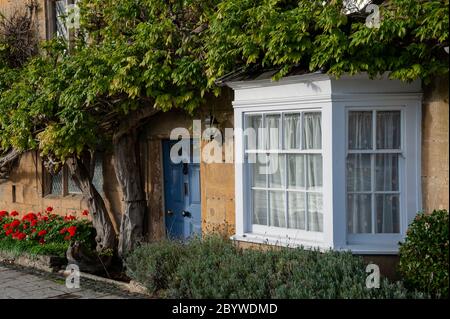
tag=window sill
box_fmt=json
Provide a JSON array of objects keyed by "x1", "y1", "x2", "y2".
[
  {"x1": 337, "y1": 244, "x2": 399, "y2": 255},
  {"x1": 44, "y1": 194, "x2": 84, "y2": 200},
  {"x1": 231, "y1": 233, "x2": 331, "y2": 252}
]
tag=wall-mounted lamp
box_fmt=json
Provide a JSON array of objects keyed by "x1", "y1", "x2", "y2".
[{"x1": 204, "y1": 115, "x2": 222, "y2": 143}]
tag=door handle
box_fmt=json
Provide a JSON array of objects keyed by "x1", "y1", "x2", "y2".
[
  {"x1": 166, "y1": 209, "x2": 174, "y2": 216},
  {"x1": 181, "y1": 210, "x2": 191, "y2": 218}
]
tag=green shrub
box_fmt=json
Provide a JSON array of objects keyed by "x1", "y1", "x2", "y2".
[
  {"x1": 399, "y1": 210, "x2": 449, "y2": 298},
  {"x1": 125, "y1": 240, "x2": 187, "y2": 294},
  {"x1": 126, "y1": 236, "x2": 426, "y2": 299}
]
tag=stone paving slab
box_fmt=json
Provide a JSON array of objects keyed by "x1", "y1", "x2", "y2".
[{"x1": 0, "y1": 264, "x2": 147, "y2": 299}]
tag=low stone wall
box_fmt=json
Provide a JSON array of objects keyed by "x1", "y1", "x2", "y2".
[{"x1": 0, "y1": 250, "x2": 66, "y2": 273}]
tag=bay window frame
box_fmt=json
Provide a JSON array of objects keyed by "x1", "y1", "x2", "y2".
[{"x1": 230, "y1": 73, "x2": 422, "y2": 254}]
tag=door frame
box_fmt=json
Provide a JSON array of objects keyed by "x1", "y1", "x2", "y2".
[{"x1": 161, "y1": 138, "x2": 202, "y2": 240}]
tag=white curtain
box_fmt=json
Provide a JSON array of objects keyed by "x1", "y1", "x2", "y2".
[
  {"x1": 308, "y1": 193, "x2": 323, "y2": 232},
  {"x1": 347, "y1": 154, "x2": 372, "y2": 233},
  {"x1": 375, "y1": 154, "x2": 399, "y2": 233},
  {"x1": 303, "y1": 113, "x2": 322, "y2": 149},
  {"x1": 347, "y1": 194, "x2": 372, "y2": 233},
  {"x1": 285, "y1": 114, "x2": 301, "y2": 149},
  {"x1": 348, "y1": 111, "x2": 372, "y2": 149},
  {"x1": 376, "y1": 111, "x2": 400, "y2": 149},
  {"x1": 288, "y1": 155, "x2": 305, "y2": 189},
  {"x1": 252, "y1": 154, "x2": 267, "y2": 188},
  {"x1": 266, "y1": 114, "x2": 281, "y2": 150},
  {"x1": 307, "y1": 155, "x2": 323, "y2": 191},
  {"x1": 246, "y1": 115, "x2": 263, "y2": 150},
  {"x1": 268, "y1": 154, "x2": 285, "y2": 188},
  {"x1": 269, "y1": 191, "x2": 286, "y2": 227},
  {"x1": 288, "y1": 192, "x2": 306, "y2": 230},
  {"x1": 376, "y1": 194, "x2": 400, "y2": 233},
  {"x1": 253, "y1": 190, "x2": 267, "y2": 226}
]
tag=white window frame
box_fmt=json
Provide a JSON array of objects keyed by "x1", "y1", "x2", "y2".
[
  {"x1": 244, "y1": 109, "x2": 325, "y2": 244},
  {"x1": 230, "y1": 73, "x2": 422, "y2": 254},
  {"x1": 333, "y1": 98, "x2": 422, "y2": 254}
]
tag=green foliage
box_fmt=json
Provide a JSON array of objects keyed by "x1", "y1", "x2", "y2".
[
  {"x1": 126, "y1": 236, "x2": 427, "y2": 298},
  {"x1": 206, "y1": 0, "x2": 449, "y2": 83},
  {"x1": 0, "y1": 237, "x2": 69, "y2": 258},
  {"x1": 0, "y1": 0, "x2": 448, "y2": 164},
  {"x1": 399, "y1": 210, "x2": 449, "y2": 298}
]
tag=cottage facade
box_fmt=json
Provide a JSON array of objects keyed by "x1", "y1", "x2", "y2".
[{"x1": 1, "y1": 1, "x2": 448, "y2": 265}]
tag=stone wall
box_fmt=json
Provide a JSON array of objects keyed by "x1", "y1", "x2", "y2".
[
  {"x1": 0, "y1": 152, "x2": 123, "y2": 226},
  {"x1": 142, "y1": 89, "x2": 236, "y2": 240},
  {"x1": 422, "y1": 76, "x2": 449, "y2": 213},
  {"x1": 0, "y1": 0, "x2": 48, "y2": 40}
]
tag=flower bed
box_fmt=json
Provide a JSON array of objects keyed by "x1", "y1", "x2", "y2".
[{"x1": 0, "y1": 207, "x2": 95, "y2": 258}]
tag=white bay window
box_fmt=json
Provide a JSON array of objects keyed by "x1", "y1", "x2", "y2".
[{"x1": 229, "y1": 73, "x2": 422, "y2": 254}]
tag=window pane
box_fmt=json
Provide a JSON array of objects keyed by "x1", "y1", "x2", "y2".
[
  {"x1": 347, "y1": 154, "x2": 371, "y2": 192},
  {"x1": 268, "y1": 154, "x2": 285, "y2": 188},
  {"x1": 269, "y1": 191, "x2": 286, "y2": 228},
  {"x1": 51, "y1": 170, "x2": 63, "y2": 195},
  {"x1": 375, "y1": 154, "x2": 399, "y2": 191},
  {"x1": 376, "y1": 194, "x2": 400, "y2": 233},
  {"x1": 347, "y1": 194, "x2": 372, "y2": 233},
  {"x1": 306, "y1": 155, "x2": 323, "y2": 191},
  {"x1": 377, "y1": 111, "x2": 401, "y2": 149},
  {"x1": 265, "y1": 114, "x2": 281, "y2": 150},
  {"x1": 56, "y1": 0, "x2": 69, "y2": 41},
  {"x1": 288, "y1": 155, "x2": 305, "y2": 189},
  {"x1": 288, "y1": 192, "x2": 306, "y2": 230},
  {"x1": 303, "y1": 113, "x2": 322, "y2": 149},
  {"x1": 252, "y1": 154, "x2": 267, "y2": 188},
  {"x1": 68, "y1": 175, "x2": 81, "y2": 194},
  {"x1": 252, "y1": 190, "x2": 267, "y2": 226},
  {"x1": 284, "y1": 113, "x2": 301, "y2": 149},
  {"x1": 307, "y1": 193, "x2": 323, "y2": 232},
  {"x1": 92, "y1": 154, "x2": 104, "y2": 194},
  {"x1": 348, "y1": 111, "x2": 372, "y2": 150},
  {"x1": 245, "y1": 114, "x2": 263, "y2": 150}
]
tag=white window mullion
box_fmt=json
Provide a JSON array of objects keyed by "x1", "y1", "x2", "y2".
[{"x1": 304, "y1": 154, "x2": 309, "y2": 231}]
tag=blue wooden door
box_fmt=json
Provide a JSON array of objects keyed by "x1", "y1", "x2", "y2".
[{"x1": 163, "y1": 140, "x2": 202, "y2": 240}]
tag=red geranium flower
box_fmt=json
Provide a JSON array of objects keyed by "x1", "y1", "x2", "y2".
[
  {"x1": 0, "y1": 210, "x2": 8, "y2": 218},
  {"x1": 46, "y1": 206, "x2": 53, "y2": 212},
  {"x1": 59, "y1": 227, "x2": 67, "y2": 234},
  {"x1": 17, "y1": 233, "x2": 26, "y2": 241},
  {"x1": 41, "y1": 216, "x2": 49, "y2": 222},
  {"x1": 22, "y1": 224, "x2": 28, "y2": 230},
  {"x1": 82, "y1": 210, "x2": 89, "y2": 216},
  {"x1": 11, "y1": 220, "x2": 20, "y2": 228},
  {"x1": 67, "y1": 226, "x2": 77, "y2": 237},
  {"x1": 38, "y1": 230, "x2": 47, "y2": 237},
  {"x1": 22, "y1": 212, "x2": 37, "y2": 222},
  {"x1": 10, "y1": 211, "x2": 19, "y2": 217},
  {"x1": 5, "y1": 229, "x2": 13, "y2": 236},
  {"x1": 64, "y1": 215, "x2": 76, "y2": 221},
  {"x1": 3, "y1": 223, "x2": 10, "y2": 230},
  {"x1": 31, "y1": 220, "x2": 37, "y2": 227}
]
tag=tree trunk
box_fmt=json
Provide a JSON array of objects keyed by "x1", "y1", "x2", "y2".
[
  {"x1": 113, "y1": 130, "x2": 147, "y2": 258},
  {"x1": 66, "y1": 156, "x2": 116, "y2": 253}
]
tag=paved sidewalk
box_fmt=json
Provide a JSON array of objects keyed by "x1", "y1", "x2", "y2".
[{"x1": 0, "y1": 264, "x2": 145, "y2": 299}]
